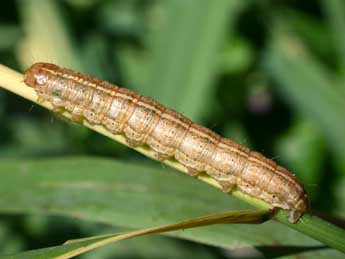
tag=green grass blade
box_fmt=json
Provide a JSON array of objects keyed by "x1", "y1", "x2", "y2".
[
  {"x1": 0, "y1": 209, "x2": 272, "y2": 259},
  {"x1": 16, "y1": 0, "x2": 81, "y2": 70},
  {"x1": 116, "y1": 46, "x2": 149, "y2": 89},
  {"x1": 275, "y1": 210, "x2": 345, "y2": 252},
  {"x1": 321, "y1": 0, "x2": 345, "y2": 71},
  {"x1": 275, "y1": 119, "x2": 325, "y2": 197},
  {"x1": 0, "y1": 158, "x2": 344, "y2": 258},
  {"x1": 0, "y1": 24, "x2": 20, "y2": 50},
  {"x1": 263, "y1": 35, "x2": 345, "y2": 168},
  {"x1": 142, "y1": 0, "x2": 246, "y2": 121}
]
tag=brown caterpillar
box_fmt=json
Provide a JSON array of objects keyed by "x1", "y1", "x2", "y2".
[{"x1": 23, "y1": 63, "x2": 308, "y2": 223}]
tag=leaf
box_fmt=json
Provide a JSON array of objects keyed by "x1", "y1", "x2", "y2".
[
  {"x1": 0, "y1": 221, "x2": 24, "y2": 255},
  {"x1": 275, "y1": 119, "x2": 325, "y2": 198},
  {"x1": 16, "y1": 0, "x2": 82, "y2": 71},
  {"x1": 80, "y1": 33, "x2": 112, "y2": 82},
  {"x1": 273, "y1": 9, "x2": 334, "y2": 63},
  {"x1": 263, "y1": 34, "x2": 345, "y2": 171},
  {"x1": 221, "y1": 36, "x2": 254, "y2": 74},
  {"x1": 80, "y1": 234, "x2": 217, "y2": 259},
  {"x1": 0, "y1": 24, "x2": 20, "y2": 50},
  {"x1": 0, "y1": 158, "x2": 343, "y2": 258},
  {"x1": 0, "y1": 209, "x2": 272, "y2": 259},
  {"x1": 141, "y1": 0, "x2": 246, "y2": 121},
  {"x1": 0, "y1": 117, "x2": 69, "y2": 158},
  {"x1": 335, "y1": 177, "x2": 345, "y2": 215},
  {"x1": 321, "y1": 0, "x2": 345, "y2": 72},
  {"x1": 96, "y1": 0, "x2": 144, "y2": 38},
  {"x1": 115, "y1": 45, "x2": 149, "y2": 90}
]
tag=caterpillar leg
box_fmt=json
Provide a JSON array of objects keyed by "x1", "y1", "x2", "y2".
[
  {"x1": 102, "y1": 117, "x2": 122, "y2": 135},
  {"x1": 52, "y1": 107, "x2": 64, "y2": 113},
  {"x1": 152, "y1": 151, "x2": 171, "y2": 162},
  {"x1": 70, "y1": 107, "x2": 84, "y2": 122},
  {"x1": 218, "y1": 180, "x2": 235, "y2": 193},
  {"x1": 71, "y1": 113, "x2": 83, "y2": 123},
  {"x1": 124, "y1": 126, "x2": 145, "y2": 147},
  {"x1": 288, "y1": 210, "x2": 302, "y2": 223},
  {"x1": 37, "y1": 96, "x2": 46, "y2": 104},
  {"x1": 185, "y1": 167, "x2": 200, "y2": 177},
  {"x1": 126, "y1": 138, "x2": 142, "y2": 147}
]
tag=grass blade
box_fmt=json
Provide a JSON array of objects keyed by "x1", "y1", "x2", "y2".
[
  {"x1": 142, "y1": 0, "x2": 246, "y2": 121},
  {"x1": 0, "y1": 158, "x2": 342, "y2": 259},
  {"x1": 16, "y1": 0, "x2": 81, "y2": 70},
  {"x1": 0, "y1": 209, "x2": 272, "y2": 259},
  {"x1": 263, "y1": 35, "x2": 345, "y2": 169},
  {"x1": 321, "y1": 0, "x2": 345, "y2": 71}
]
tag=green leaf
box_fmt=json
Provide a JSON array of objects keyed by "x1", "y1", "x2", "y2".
[
  {"x1": 0, "y1": 235, "x2": 215, "y2": 259},
  {"x1": 0, "y1": 25, "x2": 20, "y2": 50},
  {"x1": 0, "y1": 221, "x2": 24, "y2": 255},
  {"x1": 81, "y1": 33, "x2": 113, "y2": 81},
  {"x1": 221, "y1": 36, "x2": 254, "y2": 74},
  {"x1": 273, "y1": 9, "x2": 334, "y2": 63},
  {"x1": 0, "y1": 158, "x2": 343, "y2": 258},
  {"x1": 16, "y1": 0, "x2": 82, "y2": 71},
  {"x1": 0, "y1": 209, "x2": 272, "y2": 259},
  {"x1": 141, "y1": 0, "x2": 246, "y2": 121},
  {"x1": 335, "y1": 177, "x2": 345, "y2": 215},
  {"x1": 321, "y1": 0, "x2": 345, "y2": 71},
  {"x1": 115, "y1": 45, "x2": 149, "y2": 90},
  {"x1": 80, "y1": 234, "x2": 216, "y2": 259},
  {"x1": 263, "y1": 35, "x2": 345, "y2": 170},
  {"x1": 275, "y1": 119, "x2": 325, "y2": 198},
  {"x1": 223, "y1": 122, "x2": 252, "y2": 149},
  {"x1": 0, "y1": 117, "x2": 69, "y2": 158},
  {"x1": 97, "y1": 0, "x2": 144, "y2": 37}
]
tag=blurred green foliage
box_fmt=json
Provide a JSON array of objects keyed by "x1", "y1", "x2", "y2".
[{"x1": 0, "y1": 0, "x2": 345, "y2": 258}]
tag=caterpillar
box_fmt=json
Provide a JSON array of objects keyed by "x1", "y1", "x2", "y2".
[{"x1": 23, "y1": 62, "x2": 308, "y2": 223}]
